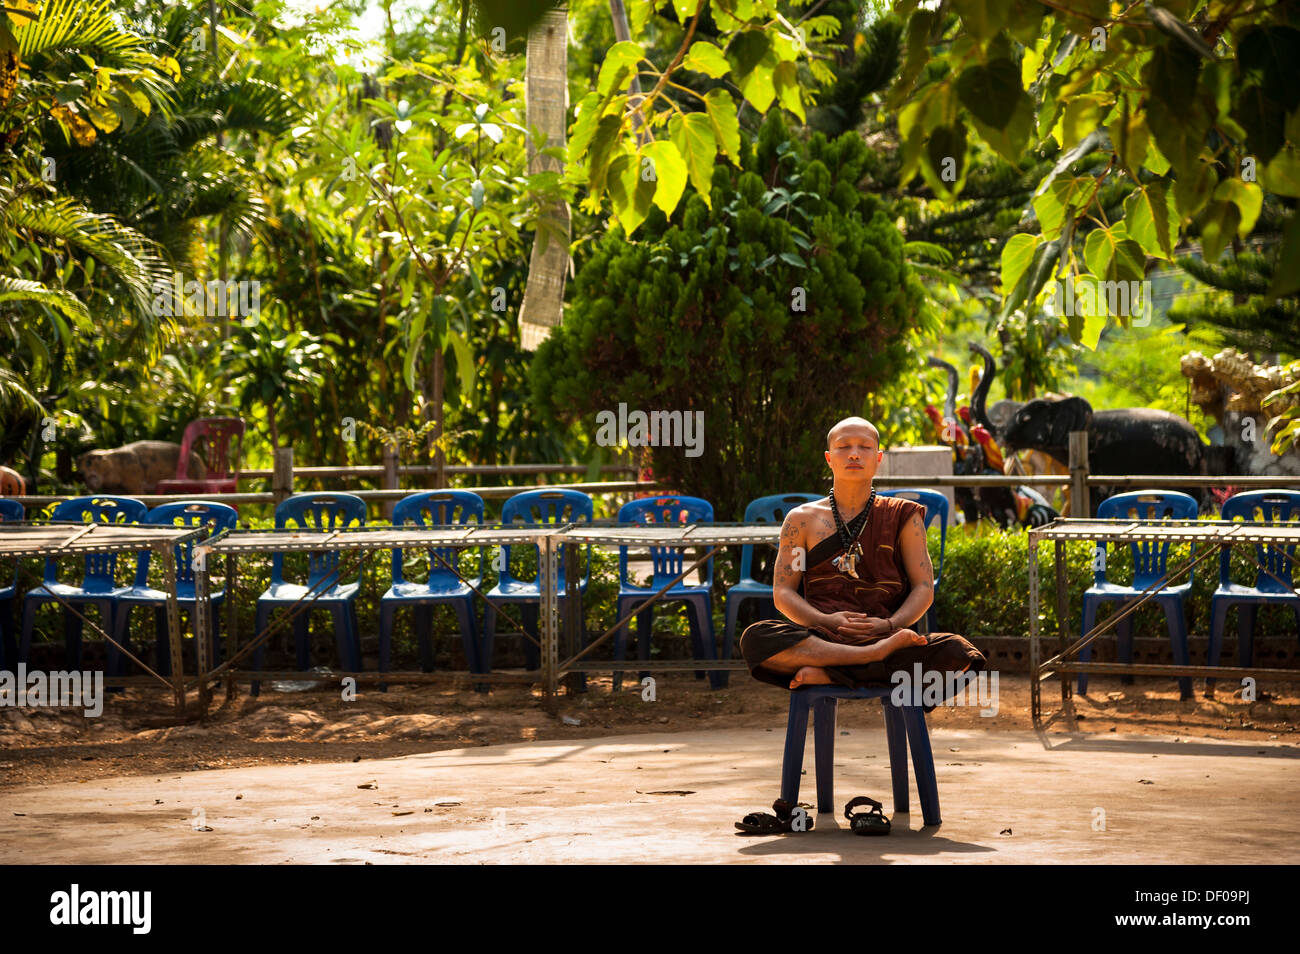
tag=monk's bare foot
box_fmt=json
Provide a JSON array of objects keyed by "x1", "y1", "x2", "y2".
[
  {"x1": 877, "y1": 628, "x2": 929, "y2": 657},
  {"x1": 789, "y1": 666, "x2": 834, "y2": 689}
]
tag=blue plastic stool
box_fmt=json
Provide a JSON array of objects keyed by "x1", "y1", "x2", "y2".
[{"x1": 780, "y1": 685, "x2": 940, "y2": 826}]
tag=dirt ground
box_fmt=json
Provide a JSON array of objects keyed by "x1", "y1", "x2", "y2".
[{"x1": 2, "y1": 671, "x2": 1297, "y2": 790}]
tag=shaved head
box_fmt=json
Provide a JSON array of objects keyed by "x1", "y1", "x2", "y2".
[{"x1": 826, "y1": 417, "x2": 880, "y2": 450}]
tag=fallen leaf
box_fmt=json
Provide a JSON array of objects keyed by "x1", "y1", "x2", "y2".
[
  {"x1": 392, "y1": 810, "x2": 413, "y2": 816},
  {"x1": 357, "y1": 782, "x2": 377, "y2": 790},
  {"x1": 1000, "y1": 828, "x2": 1012, "y2": 835},
  {"x1": 435, "y1": 801, "x2": 461, "y2": 807},
  {"x1": 311, "y1": 816, "x2": 319, "y2": 820},
  {"x1": 1138, "y1": 779, "x2": 1154, "y2": 785}
]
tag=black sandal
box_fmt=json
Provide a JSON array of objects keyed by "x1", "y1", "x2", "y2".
[
  {"x1": 735, "y1": 798, "x2": 814, "y2": 834},
  {"x1": 844, "y1": 796, "x2": 891, "y2": 836}
]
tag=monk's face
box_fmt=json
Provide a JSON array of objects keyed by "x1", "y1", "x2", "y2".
[{"x1": 824, "y1": 423, "x2": 882, "y2": 485}]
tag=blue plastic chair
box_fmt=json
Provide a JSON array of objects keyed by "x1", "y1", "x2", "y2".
[
  {"x1": 877, "y1": 488, "x2": 949, "y2": 633},
  {"x1": 19, "y1": 495, "x2": 148, "y2": 672},
  {"x1": 722, "y1": 493, "x2": 820, "y2": 683},
  {"x1": 0, "y1": 498, "x2": 23, "y2": 670},
  {"x1": 379, "y1": 491, "x2": 485, "y2": 690},
  {"x1": 114, "y1": 501, "x2": 238, "y2": 677},
  {"x1": 251, "y1": 492, "x2": 367, "y2": 696},
  {"x1": 1208, "y1": 491, "x2": 1300, "y2": 688},
  {"x1": 612, "y1": 495, "x2": 718, "y2": 689},
  {"x1": 1079, "y1": 490, "x2": 1199, "y2": 698},
  {"x1": 481, "y1": 489, "x2": 592, "y2": 672},
  {"x1": 781, "y1": 686, "x2": 940, "y2": 826}
]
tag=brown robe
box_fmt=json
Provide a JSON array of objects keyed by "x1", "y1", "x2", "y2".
[{"x1": 739, "y1": 494, "x2": 986, "y2": 691}]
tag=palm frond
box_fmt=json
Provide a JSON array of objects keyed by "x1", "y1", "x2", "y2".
[
  {"x1": 3, "y1": 196, "x2": 172, "y2": 316},
  {"x1": 15, "y1": 0, "x2": 153, "y2": 65},
  {"x1": 0, "y1": 274, "x2": 92, "y2": 326}
]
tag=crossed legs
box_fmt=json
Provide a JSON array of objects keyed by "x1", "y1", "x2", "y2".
[{"x1": 760, "y1": 629, "x2": 929, "y2": 689}]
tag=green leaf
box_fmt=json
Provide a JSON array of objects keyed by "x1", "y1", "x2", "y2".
[
  {"x1": 923, "y1": 122, "x2": 967, "y2": 199},
  {"x1": 1001, "y1": 238, "x2": 1061, "y2": 318},
  {"x1": 703, "y1": 88, "x2": 740, "y2": 161},
  {"x1": 597, "y1": 41, "x2": 642, "y2": 99},
  {"x1": 728, "y1": 29, "x2": 777, "y2": 113},
  {"x1": 568, "y1": 92, "x2": 603, "y2": 160},
  {"x1": 773, "y1": 60, "x2": 804, "y2": 122},
  {"x1": 1196, "y1": 199, "x2": 1240, "y2": 263},
  {"x1": 586, "y1": 114, "x2": 625, "y2": 197},
  {"x1": 956, "y1": 59, "x2": 1023, "y2": 131},
  {"x1": 1031, "y1": 177, "x2": 1097, "y2": 241},
  {"x1": 1123, "y1": 182, "x2": 1179, "y2": 259},
  {"x1": 447, "y1": 329, "x2": 475, "y2": 399},
  {"x1": 671, "y1": 0, "x2": 697, "y2": 21},
  {"x1": 950, "y1": 0, "x2": 998, "y2": 42},
  {"x1": 1059, "y1": 92, "x2": 1112, "y2": 150},
  {"x1": 1144, "y1": 45, "x2": 1208, "y2": 177},
  {"x1": 778, "y1": 251, "x2": 806, "y2": 268},
  {"x1": 641, "y1": 139, "x2": 687, "y2": 215},
  {"x1": 1172, "y1": 160, "x2": 1216, "y2": 221},
  {"x1": 1107, "y1": 96, "x2": 1149, "y2": 174},
  {"x1": 681, "y1": 40, "x2": 729, "y2": 78},
  {"x1": 669, "y1": 111, "x2": 717, "y2": 207},
  {"x1": 1262, "y1": 146, "x2": 1300, "y2": 198},
  {"x1": 1212, "y1": 177, "x2": 1262, "y2": 236},
  {"x1": 607, "y1": 149, "x2": 655, "y2": 235},
  {"x1": 886, "y1": 10, "x2": 937, "y2": 110},
  {"x1": 1083, "y1": 225, "x2": 1145, "y2": 282},
  {"x1": 1001, "y1": 233, "x2": 1040, "y2": 294}
]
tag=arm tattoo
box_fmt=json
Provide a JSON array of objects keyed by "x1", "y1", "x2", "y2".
[
  {"x1": 774, "y1": 512, "x2": 806, "y2": 591},
  {"x1": 907, "y1": 512, "x2": 934, "y2": 586}
]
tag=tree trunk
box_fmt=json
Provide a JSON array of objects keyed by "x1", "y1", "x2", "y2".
[{"x1": 517, "y1": 4, "x2": 570, "y2": 351}]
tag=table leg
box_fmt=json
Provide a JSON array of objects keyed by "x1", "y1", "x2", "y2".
[
  {"x1": 562, "y1": 542, "x2": 585, "y2": 694},
  {"x1": 1029, "y1": 534, "x2": 1040, "y2": 726},
  {"x1": 225, "y1": 553, "x2": 238, "y2": 702},
  {"x1": 539, "y1": 533, "x2": 558, "y2": 708},
  {"x1": 193, "y1": 546, "x2": 210, "y2": 715},
  {"x1": 1056, "y1": 539, "x2": 1073, "y2": 719},
  {"x1": 158, "y1": 545, "x2": 186, "y2": 715}
]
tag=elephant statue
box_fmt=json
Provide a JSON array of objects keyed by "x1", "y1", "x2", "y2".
[
  {"x1": 969, "y1": 342, "x2": 1023, "y2": 442},
  {"x1": 925, "y1": 353, "x2": 1055, "y2": 528},
  {"x1": 1000, "y1": 396, "x2": 1210, "y2": 514}
]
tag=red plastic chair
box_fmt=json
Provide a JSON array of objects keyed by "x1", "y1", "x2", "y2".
[{"x1": 156, "y1": 417, "x2": 245, "y2": 494}]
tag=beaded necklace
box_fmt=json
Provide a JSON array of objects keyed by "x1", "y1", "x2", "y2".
[{"x1": 828, "y1": 486, "x2": 875, "y2": 578}]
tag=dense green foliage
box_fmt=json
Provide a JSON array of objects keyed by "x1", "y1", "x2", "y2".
[{"x1": 531, "y1": 114, "x2": 929, "y2": 519}]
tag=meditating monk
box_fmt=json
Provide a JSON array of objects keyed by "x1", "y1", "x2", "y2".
[
  {"x1": 740, "y1": 417, "x2": 985, "y2": 691},
  {"x1": 735, "y1": 417, "x2": 986, "y2": 833}
]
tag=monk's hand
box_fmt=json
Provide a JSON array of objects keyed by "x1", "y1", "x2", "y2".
[
  {"x1": 864, "y1": 616, "x2": 894, "y2": 636},
  {"x1": 823, "y1": 611, "x2": 876, "y2": 640}
]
